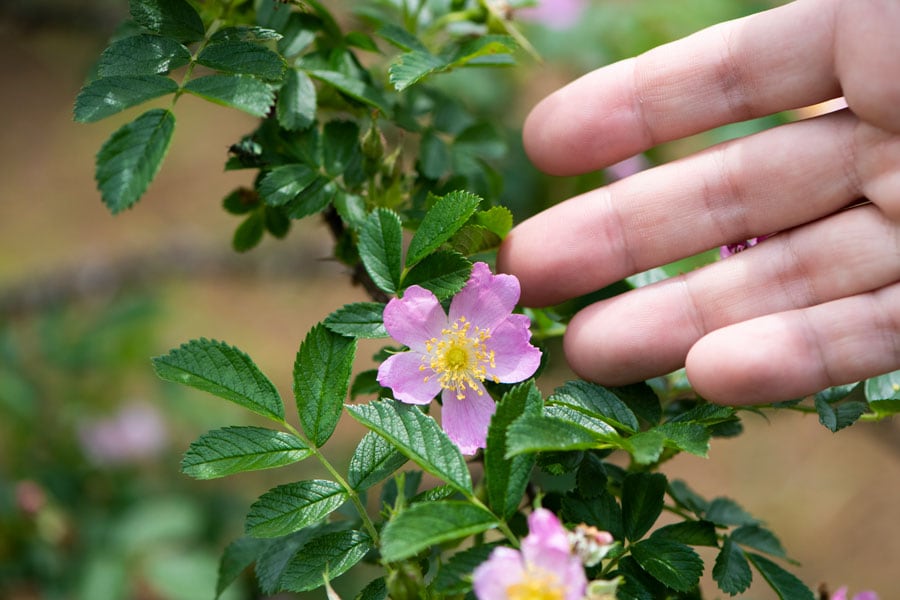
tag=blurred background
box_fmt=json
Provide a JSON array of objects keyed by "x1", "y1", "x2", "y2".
[{"x1": 1, "y1": 1, "x2": 898, "y2": 599}]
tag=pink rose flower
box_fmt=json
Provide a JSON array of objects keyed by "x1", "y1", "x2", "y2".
[
  {"x1": 472, "y1": 508, "x2": 588, "y2": 600},
  {"x1": 719, "y1": 235, "x2": 770, "y2": 259},
  {"x1": 832, "y1": 586, "x2": 879, "y2": 600},
  {"x1": 377, "y1": 262, "x2": 541, "y2": 454},
  {"x1": 517, "y1": 0, "x2": 587, "y2": 30}
]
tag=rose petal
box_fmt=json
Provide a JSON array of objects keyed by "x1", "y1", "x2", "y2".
[
  {"x1": 440, "y1": 385, "x2": 496, "y2": 455},
  {"x1": 383, "y1": 285, "x2": 447, "y2": 351},
  {"x1": 520, "y1": 509, "x2": 588, "y2": 600},
  {"x1": 377, "y1": 351, "x2": 441, "y2": 405},
  {"x1": 486, "y1": 314, "x2": 541, "y2": 383},
  {"x1": 472, "y1": 547, "x2": 525, "y2": 600},
  {"x1": 449, "y1": 262, "x2": 521, "y2": 331}
]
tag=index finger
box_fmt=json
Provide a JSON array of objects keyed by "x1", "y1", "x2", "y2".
[{"x1": 523, "y1": 0, "x2": 840, "y2": 176}]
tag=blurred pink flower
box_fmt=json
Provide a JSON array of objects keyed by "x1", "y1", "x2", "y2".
[
  {"x1": 472, "y1": 508, "x2": 588, "y2": 600},
  {"x1": 377, "y1": 262, "x2": 541, "y2": 454},
  {"x1": 719, "y1": 235, "x2": 770, "y2": 259},
  {"x1": 832, "y1": 587, "x2": 879, "y2": 600},
  {"x1": 517, "y1": 0, "x2": 587, "y2": 30},
  {"x1": 78, "y1": 401, "x2": 168, "y2": 466},
  {"x1": 605, "y1": 153, "x2": 650, "y2": 182}
]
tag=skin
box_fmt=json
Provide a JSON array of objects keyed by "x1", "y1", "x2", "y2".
[{"x1": 496, "y1": 0, "x2": 900, "y2": 405}]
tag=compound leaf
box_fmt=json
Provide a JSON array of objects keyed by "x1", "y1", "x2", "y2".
[
  {"x1": 380, "y1": 501, "x2": 498, "y2": 562},
  {"x1": 246, "y1": 480, "x2": 348, "y2": 538},
  {"x1": 181, "y1": 426, "x2": 311, "y2": 479}
]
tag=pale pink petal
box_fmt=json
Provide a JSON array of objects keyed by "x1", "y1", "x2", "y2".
[
  {"x1": 521, "y1": 509, "x2": 588, "y2": 600},
  {"x1": 486, "y1": 315, "x2": 541, "y2": 383},
  {"x1": 831, "y1": 588, "x2": 848, "y2": 600},
  {"x1": 440, "y1": 385, "x2": 496, "y2": 455},
  {"x1": 854, "y1": 592, "x2": 879, "y2": 600},
  {"x1": 383, "y1": 286, "x2": 447, "y2": 351},
  {"x1": 377, "y1": 352, "x2": 441, "y2": 405},
  {"x1": 449, "y1": 262, "x2": 521, "y2": 331},
  {"x1": 472, "y1": 547, "x2": 526, "y2": 600}
]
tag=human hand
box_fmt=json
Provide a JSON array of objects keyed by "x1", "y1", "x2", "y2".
[{"x1": 497, "y1": 0, "x2": 900, "y2": 404}]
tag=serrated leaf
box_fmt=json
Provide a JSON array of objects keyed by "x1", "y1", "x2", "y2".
[
  {"x1": 655, "y1": 421, "x2": 710, "y2": 457},
  {"x1": 389, "y1": 50, "x2": 448, "y2": 91},
  {"x1": 666, "y1": 403, "x2": 736, "y2": 424},
  {"x1": 418, "y1": 129, "x2": 451, "y2": 179},
  {"x1": 183, "y1": 74, "x2": 275, "y2": 117},
  {"x1": 356, "y1": 578, "x2": 388, "y2": 600},
  {"x1": 246, "y1": 480, "x2": 348, "y2": 538},
  {"x1": 630, "y1": 537, "x2": 703, "y2": 592},
  {"x1": 323, "y1": 120, "x2": 361, "y2": 177},
  {"x1": 324, "y1": 302, "x2": 388, "y2": 339},
  {"x1": 815, "y1": 396, "x2": 868, "y2": 432},
  {"x1": 346, "y1": 400, "x2": 472, "y2": 494},
  {"x1": 746, "y1": 553, "x2": 815, "y2": 600},
  {"x1": 233, "y1": 210, "x2": 264, "y2": 252},
  {"x1": 197, "y1": 40, "x2": 286, "y2": 81},
  {"x1": 95, "y1": 108, "x2": 175, "y2": 213},
  {"x1": 448, "y1": 35, "x2": 517, "y2": 68},
  {"x1": 348, "y1": 431, "x2": 408, "y2": 491},
  {"x1": 485, "y1": 381, "x2": 541, "y2": 519},
  {"x1": 625, "y1": 430, "x2": 666, "y2": 465},
  {"x1": 284, "y1": 177, "x2": 336, "y2": 219},
  {"x1": 255, "y1": 524, "x2": 345, "y2": 595},
  {"x1": 622, "y1": 472, "x2": 667, "y2": 541},
  {"x1": 152, "y1": 337, "x2": 284, "y2": 422},
  {"x1": 216, "y1": 536, "x2": 271, "y2": 599},
  {"x1": 473, "y1": 206, "x2": 513, "y2": 237},
  {"x1": 505, "y1": 414, "x2": 601, "y2": 457},
  {"x1": 406, "y1": 191, "x2": 482, "y2": 267},
  {"x1": 278, "y1": 69, "x2": 316, "y2": 130},
  {"x1": 706, "y1": 497, "x2": 758, "y2": 527},
  {"x1": 258, "y1": 164, "x2": 320, "y2": 207},
  {"x1": 549, "y1": 380, "x2": 640, "y2": 433},
  {"x1": 865, "y1": 370, "x2": 900, "y2": 404},
  {"x1": 543, "y1": 404, "x2": 618, "y2": 437},
  {"x1": 210, "y1": 26, "x2": 282, "y2": 43},
  {"x1": 380, "y1": 501, "x2": 498, "y2": 562},
  {"x1": 402, "y1": 251, "x2": 472, "y2": 300},
  {"x1": 264, "y1": 205, "x2": 291, "y2": 238},
  {"x1": 293, "y1": 323, "x2": 357, "y2": 447},
  {"x1": 432, "y1": 544, "x2": 498, "y2": 595},
  {"x1": 650, "y1": 520, "x2": 718, "y2": 547},
  {"x1": 612, "y1": 382, "x2": 662, "y2": 425},
  {"x1": 376, "y1": 23, "x2": 428, "y2": 53},
  {"x1": 97, "y1": 34, "x2": 191, "y2": 76},
  {"x1": 308, "y1": 70, "x2": 390, "y2": 114},
  {"x1": 561, "y1": 493, "x2": 624, "y2": 542},
  {"x1": 668, "y1": 480, "x2": 709, "y2": 517},
  {"x1": 713, "y1": 536, "x2": 753, "y2": 595},
  {"x1": 181, "y1": 426, "x2": 311, "y2": 479},
  {"x1": 74, "y1": 75, "x2": 178, "y2": 123},
  {"x1": 731, "y1": 524, "x2": 787, "y2": 558},
  {"x1": 278, "y1": 530, "x2": 372, "y2": 592},
  {"x1": 814, "y1": 382, "x2": 860, "y2": 403},
  {"x1": 448, "y1": 224, "x2": 502, "y2": 256},
  {"x1": 359, "y1": 208, "x2": 403, "y2": 295},
  {"x1": 130, "y1": 0, "x2": 205, "y2": 42}
]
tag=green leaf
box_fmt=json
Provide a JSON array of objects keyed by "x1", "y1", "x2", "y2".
[
  {"x1": 308, "y1": 69, "x2": 390, "y2": 114},
  {"x1": 622, "y1": 472, "x2": 667, "y2": 541},
  {"x1": 406, "y1": 191, "x2": 481, "y2": 266},
  {"x1": 650, "y1": 520, "x2": 719, "y2": 547},
  {"x1": 264, "y1": 205, "x2": 291, "y2": 238},
  {"x1": 246, "y1": 480, "x2": 349, "y2": 538},
  {"x1": 359, "y1": 209, "x2": 403, "y2": 295},
  {"x1": 284, "y1": 178, "x2": 336, "y2": 219},
  {"x1": 216, "y1": 536, "x2": 271, "y2": 599},
  {"x1": 625, "y1": 430, "x2": 666, "y2": 465},
  {"x1": 95, "y1": 108, "x2": 175, "y2": 213},
  {"x1": 130, "y1": 0, "x2": 205, "y2": 42},
  {"x1": 713, "y1": 536, "x2": 753, "y2": 595},
  {"x1": 347, "y1": 431, "x2": 408, "y2": 491},
  {"x1": 543, "y1": 404, "x2": 618, "y2": 437},
  {"x1": 447, "y1": 225, "x2": 502, "y2": 257},
  {"x1": 549, "y1": 380, "x2": 639, "y2": 433},
  {"x1": 561, "y1": 492, "x2": 624, "y2": 542},
  {"x1": 233, "y1": 210, "x2": 265, "y2": 252},
  {"x1": 346, "y1": 400, "x2": 472, "y2": 494},
  {"x1": 612, "y1": 382, "x2": 662, "y2": 425},
  {"x1": 630, "y1": 537, "x2": 703, "y2": 592},
  {"x1": 380, "y1": 501, "x2": 498, "y2": 562},
  {"x1": 668, "y1": 479, "x2": 710, "y2": 517},
  {"x1": 432, "y1": 544, "x2": 498, "y2": 595},
  {"x1": 418, "y1": 129, "x2": 451, "y2": 179},
  {"x1": 277, "y1": 69, "x2": 317, "y2": 130},
  {"x1": 293, "y1": 323, "x2": 357, "y2": 447},
  {"x1": 97, "y1": 34, "x2": 191, "y2": 76},
  {"x1": 183, "y1": 74, "x2": 275, "y2": 117},
  {"x1": 181, "y1": 426, "x2": 311, "y2": 479},
  {"x1": 376, "y1": 23, "x2": 428, "y2": 53},
  {"x1": 473, "y1": 206, "x2": 513, "y2": 237},
  {"x1": 655, "y1": 422, "x2": 710, "y2": 457},
  {"x1": 74, "y1": 75, "x2": 178, "y2": 123},
  {"x1": 865, "y1": 370, "x2": 900, "y2": 403},
  {"x1": 323, "y1": 120, "x2": 361, "y2": 177},
  {"x1": 152, "y1": 337, "x2": 284, "y2": 422},
  {"x1": 279, "y1": 530, "x2": 372, "y2": 592},
  {"x1": 449, "y1": 35, "x2": 517, "y2": 68},
  {"x1": 255, "y1": 524, "x2": 345, "y2": 595},
  {"x1": 814, "y1": 382, "x2": 859, "y2": 403},
  {"x1": 485, "y1": 381, "x2": 541, "y2": 519},
  {"x1": 731, "y1": 524, "x2": 787, "y2": 559},
  {"x1": 197, "y1": 41, "x2": 287, "y2": 81},
  {"x1": 324, "y1": 302, "x2": 388, "y2": 339},
  {"x1": 402, "y1": 251, "x2": 472, "y2": 300},
  {"x1": 706, "y1": 497, "x2": 758, "y2": 527},
  {"x1": 505, "y1": 414, "x2": 601, "y2": 457},
  {"x1": 357, "y1": 578, "x2": 388, "y2": 600},
  {"x1": 389, "y1": 50, "x2": 448, "y2": 91},
  {"x1": 746, "y1": 553, "x2": 815, "y2": 600},
  {"x1": 210, "y1": 26, "x2": 282, "y2": 43},
  {"x1": 815, "y1": 396, "x2": 868, "y2": 432},
  {"x1": 258, "y1": 164, "x2": 320, "y2": 207}
]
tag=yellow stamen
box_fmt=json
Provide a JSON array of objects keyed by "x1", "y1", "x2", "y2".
[
  {"x1": 423, "y1": 316, "x2": 496, "y2": 399},
  {"x1": 506, "y1": 571, "x2": 565, "y2": 600}
]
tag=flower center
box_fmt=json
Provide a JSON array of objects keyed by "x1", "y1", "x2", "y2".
[
  {"x1": 506, "y1": 571, "x2": 565, "y2": 600},
  {"x1": 423, "y1": 316, "x2": 496, "y2": 399}
]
